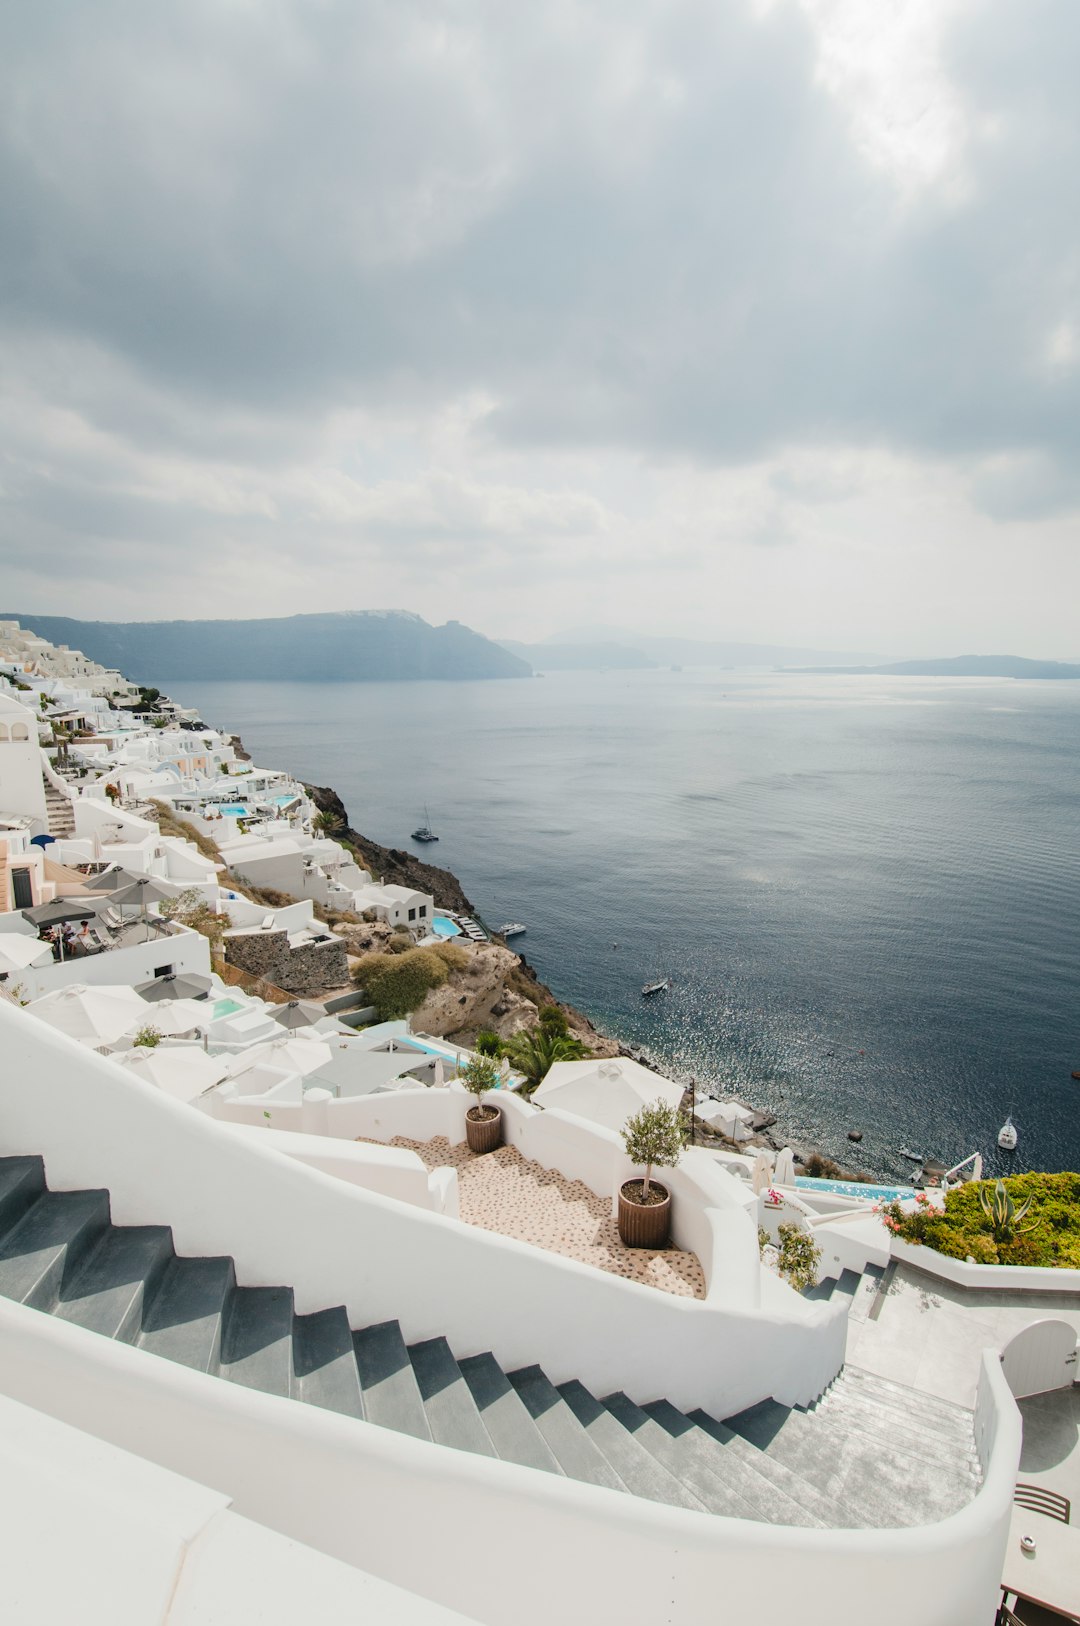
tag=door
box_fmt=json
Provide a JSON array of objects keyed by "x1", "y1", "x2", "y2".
[
  {"x1": 1001, "y1": 1320, "x2": 1078, "y2": 1398},
  {"x1": 11, "y1": 866, "x2": 34, "y2": 909}
]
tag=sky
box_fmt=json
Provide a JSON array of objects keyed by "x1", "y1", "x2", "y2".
[{"x1": 0, "y1": 0, "x2": 1077, "y2": 657}]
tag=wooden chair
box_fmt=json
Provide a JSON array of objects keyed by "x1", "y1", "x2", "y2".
[
  {"x1": 1014, "y1": 1485, "x2": 1071, "y2": 1525},
  {"x1": 1001, "y1": 1602, "x2": 1080, "y2": 1625}
]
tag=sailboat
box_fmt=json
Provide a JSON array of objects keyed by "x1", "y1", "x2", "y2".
[
  {"x1": 641, "y1": 975, "x2": 672, "y2": 997},
  {"x1": 997, "y1": 1115, "x2": 1018, "y2": 1151},
  {"x1": 411, "y1": 805, "x2": 439, "y2": 843}
]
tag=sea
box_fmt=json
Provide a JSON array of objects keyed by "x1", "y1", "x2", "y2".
[{"x1": 169, "y1": 668, "x2": 1080, "y2": 1181}]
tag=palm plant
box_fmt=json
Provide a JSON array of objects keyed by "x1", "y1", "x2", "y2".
[{"x1": 504, "y1": 1024, "x2": 588, "y2": 1095}]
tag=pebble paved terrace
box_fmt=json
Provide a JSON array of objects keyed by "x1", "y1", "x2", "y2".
[{"x1": 360, "y1": 1135, "x2": 705, "y2": 1298}]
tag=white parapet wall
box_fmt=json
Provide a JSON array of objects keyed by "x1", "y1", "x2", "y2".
[
  {"x1": 0, "y1": 1386, "x2": 476, "y2": 1626},
  {"x1": 0, "y1": 1001, "x2": 844, "y2": 1418},
  {"x1": 892, "y1": 1235, "x2": 1080, "y2": 1293},
  {"x1": 0, "y1": 1294, "x2": 1021, "y2": 1626}
]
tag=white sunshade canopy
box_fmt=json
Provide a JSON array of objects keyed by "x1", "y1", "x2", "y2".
[
  {"x1": 27, "y1": 983, "x2": 155, "y2": 1045},
  {"x1": 532, "y1": 1056, "x2": 685, "y2": 1134},
  {"x1": 115, "y1": 1045, "x2": 228, "y2": 1102},
  {"x1": 0, "y1": 933, "x2": 54, "y2": 972}
]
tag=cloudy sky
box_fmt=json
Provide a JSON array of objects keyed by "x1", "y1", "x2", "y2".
[{"x1": 0, "y1": 0, "x2": 1077, "y2": 655}]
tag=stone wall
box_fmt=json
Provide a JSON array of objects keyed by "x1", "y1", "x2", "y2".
[{"x1": 223, "y1": 929, "x2": 348, "y2": 996}]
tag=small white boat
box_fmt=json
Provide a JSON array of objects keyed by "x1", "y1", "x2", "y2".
[
  {"x1": 500, "y1": 922, "x2": 526, "y2": 937},
  {"x1": 641, "y1": 977, "x2": 672, "y2": 997},
  {"x1": 997, "y1": 1115, "x2": 1018, "y2": 1151}
]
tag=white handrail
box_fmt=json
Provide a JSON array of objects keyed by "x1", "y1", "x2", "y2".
[{"x1": 943, "y1": 1151, "x2": 983, "y2": 1185}]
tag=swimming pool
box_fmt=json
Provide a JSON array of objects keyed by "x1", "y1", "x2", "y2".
[
  {"x1": 211, "y1": 998, "x2": 245, "y2": 1019},
  {"x1": 795, "y1": 1177, "x2": 916, "y2": 1202},
  {"x1": 432, "y1": 916, "x2": 462, "y2": 939},
  {"x1": 219, "y1": 804, "x2": 253, "y2": 817}
]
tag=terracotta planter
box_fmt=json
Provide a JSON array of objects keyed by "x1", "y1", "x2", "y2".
[
  {"x1": 466, "y1": 1103, "x2": 502, "y2": 1155},
  {"x1": 617, "y1": 1180, "x2": 671, "y2": 1248}
]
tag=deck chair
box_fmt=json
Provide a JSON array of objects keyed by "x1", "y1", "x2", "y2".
[{"x1": 1014, "y1": 1485, "x2": 1071, "y2": 1524}]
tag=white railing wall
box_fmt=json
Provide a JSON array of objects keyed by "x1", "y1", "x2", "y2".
[
  {"x1": 0, "y1": 1299, "x2": 1021, "y2": 1626},
  {"x1": 0, "y1": 1006, "x2": 844, "y2": 1419}
]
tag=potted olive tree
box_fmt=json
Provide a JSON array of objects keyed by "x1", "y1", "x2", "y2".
[
  {"x1": 461, "y1": 1053, "x2": 502, "y2": 1154},
  {"x1": 618, "y1": 1099, "x2": 687, "y2": 1248}
]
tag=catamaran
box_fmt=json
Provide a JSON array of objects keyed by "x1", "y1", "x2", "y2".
[{"x1": 411, "y1": 805, "x2": 439, "y2": 843}]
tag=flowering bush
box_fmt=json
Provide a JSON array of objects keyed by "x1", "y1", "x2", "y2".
[{"x1": 883, "y1": 1173, "x2": 1080, "y2": 1268}]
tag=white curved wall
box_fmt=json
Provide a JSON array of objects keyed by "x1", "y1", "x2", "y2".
[
  {"x1": 0, "y1": 1003, "x2": 844, "y2": 1418},
  {"x1": 0, "y1": 1297, "x2": 1021, "y2": 1626}
]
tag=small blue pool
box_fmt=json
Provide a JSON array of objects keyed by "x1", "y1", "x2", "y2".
[
  {"x1": 219, "y1": 804, "x2": 253, "y2": 817},
  {"x1": 796, "y1": 1177, "x2": 916, "y2": 1202},
  {"x1": 432, "y1": 916, "x2": 462, "y2": 939}
]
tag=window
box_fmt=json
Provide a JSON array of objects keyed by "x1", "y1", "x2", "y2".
[
  {"x1": 408, "y1": 908, "x2": 416, "y2": 921},
  {"x1": 153, "y1": 964, "x2": 174, "y2": 978},
  {"x1": 419, "y1": 904, "x2": 427, "y2": 917}
]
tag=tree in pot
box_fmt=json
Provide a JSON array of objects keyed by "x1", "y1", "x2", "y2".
[
  {"x1": 460, "y1": 1053, "x2": 503, "y2": 1154},
  {"x1": 618, "y1": 1099, "x2": 688, "y2": 1248}
]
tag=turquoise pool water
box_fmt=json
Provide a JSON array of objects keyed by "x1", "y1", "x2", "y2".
[
  {"x1": 432, "y1": 916, "x2": 462, "y2": 938},
  {"x1": 211, "y1": 998, "x2": 245, "y2": 1019},
  {"x1": 795, "y1": 1177, "x2": 915, "y2": 1202},
  {"x1": 219, "y1": 804, "x2": 253, "y2": 817}
]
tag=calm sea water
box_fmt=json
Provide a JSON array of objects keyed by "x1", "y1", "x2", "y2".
[{"x1": 170, "y1": 670, "x2": 1080, "y2": 1179}]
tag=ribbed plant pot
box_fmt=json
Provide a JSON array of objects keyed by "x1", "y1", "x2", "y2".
[
  {"x1": 617, "y1": 1181, "x2": 671, "y2": 1248},
  {"x1": 465, "y1": 1103, "x2": 503, "y2": 1155}
]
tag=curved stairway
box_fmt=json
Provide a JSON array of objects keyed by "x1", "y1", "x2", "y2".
[{"x1": 0, "y1": 1155, "x2": 983, "y2": 1531}]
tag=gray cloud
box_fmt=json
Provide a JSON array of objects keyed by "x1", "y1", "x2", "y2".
[{"x1": 0, "y1": 0, "x2": 1077, "y2": 643}]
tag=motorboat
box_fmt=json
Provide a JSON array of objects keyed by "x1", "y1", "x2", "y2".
[
  {"x1": 411, "y1": 805, "x2": 439, "y2": 843},
  {"x1": 500, "y1": 922, "x2": 526, "y2": 938},
  {"x1": 641, "y1": 977, "x2": 671, "y2": 997},
  {"x1": 997, "y1": 1115, "x2": 1018, "y2": 1151}
]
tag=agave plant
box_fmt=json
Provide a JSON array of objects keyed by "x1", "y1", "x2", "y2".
[{"x1": 977, "y1": 1178, "x2": 1035, "y2": 1242}]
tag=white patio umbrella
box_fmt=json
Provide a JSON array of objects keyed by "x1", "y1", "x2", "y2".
[
  {"x1": 433, "y1": 1057, "x2": 445, "y2": 1087},
  {"x1": 0, "y1": 933, "x2": 53, "y2": 973},
  {"x1": 27, "y1": 983, "x2": 154, "y2": 1046},
  {"x1": 751, "y1": 1149, "x2": 776, "y2": 1194},
  {"x1": 532, "y1": 1056, "x2": 684, "y2": 1134},
  {"x1": 116, "y1": 1045, "x2": 228, "y2": 1102},
  {"x1": 773, "y1": 1146, "x2": 797, "y2": 1186}
]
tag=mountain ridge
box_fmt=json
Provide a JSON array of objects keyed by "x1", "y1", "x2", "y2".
[{"x1": 1, "y1": 611, "x2": 531, "y2": 684}]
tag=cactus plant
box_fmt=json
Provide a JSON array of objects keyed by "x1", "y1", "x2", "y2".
[{"x1": 978, "y1": 1178, "x2": 1035, "y2": 1241}]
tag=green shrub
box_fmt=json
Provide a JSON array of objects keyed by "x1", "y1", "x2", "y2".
[
  {"x1": 888, "y1": 1172, "x2": 1080, "y2": 1269},
  {"x1": 474, "y1": 1029, "x2": 504, "y2": 1057},
  {"x1": 352, "y1": 946, "x2": 453, "y2": 1021},
  {"x1": 538, "y1": 1004, "x2": 569, "y2": 1036},
  {"x1": 776, "y1": 1223, "x2": 821, "y2": 1292},
  {"x1": 133, "y1": 1025, "x2": 161, "y2": 1048},
  {"x1": 430, "y1": 940, "x2": 468, "y2": 974}
]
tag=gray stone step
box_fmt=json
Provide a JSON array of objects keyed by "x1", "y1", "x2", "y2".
[
  {"x1": 644, "y1": 1400, "x2": 827, "y2": 1529},
  {"x1": 221, "y1": 1286, "x2": 295, "y2": 1399},
  {"x1": 840, "y1": 1366, "x2": 978, "y2": 1433},
  {"x1": 508, "y1": 1366, "x2": 627, "y2": 1493},
  {"x1": 725, "y1": 1398, "x2": 976, "y2": 1527},
  {"x1": 139, "y1": 1255, "x2": 235, "y2": 1373},
  {"x1": 0, "y1": 1157, "x2": 46, "y2": 1241},
  {"x1": 409, "y1": 1337, "x2": 495, "y2": 1458},
  {"x1": 0, "y1": 1189, "x2": 111, "y2": 1311},
  {"x1": 353, "y1": 1322, "x2": 431, "y2": 1443},
  {"x1": 812, "y1": 1385, "x2": 978, "y2": 1464},
  {"x1": 556, "y1": 1381, "x2": 705, "y2": 1513},
  {"x1": 603, "y1": 1391, "x2": 763, "y2": 1520},
  {"x1": 294, "y1": 1306, "x2": 364, "y2": 1421},
  {"x1": 687, "y1": 1407, "x2": 851, "y2": 1528},
  {"x1": 57, "y1": 1225, "x2": 174, "y2": 1342},
  {"x1": 458, "y1": 1354, "x2": 561, "y2": 1475}
]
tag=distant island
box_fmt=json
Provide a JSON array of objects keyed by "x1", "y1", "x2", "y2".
[
  {"x1": 1, "y1": 610, "x2": 531, "y2": 684},
  {"x1": 786, "y1": 655, "x2": 1080, "y2": 680}
]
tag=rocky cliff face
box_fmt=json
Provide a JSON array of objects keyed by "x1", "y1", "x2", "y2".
[{"x1": 304, "y1": 784, "x2": 474, "y2": 914}]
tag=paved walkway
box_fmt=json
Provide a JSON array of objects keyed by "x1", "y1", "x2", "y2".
[
  {"x1": 847, "y1": 1261, "x2": 1080, "y2": 1410},
  {"x1": 371, "y1": 1134, "x2": 705, "y2": 1299}
]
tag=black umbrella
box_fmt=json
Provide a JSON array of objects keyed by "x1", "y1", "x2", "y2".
[
  {"x1": 136, "y1": 972, "x2": 214, "y2": 1003},
  {"x1": 107, "y1": 875, "x2": 175, "y2": 942},
  {"x1": 84, "y1": 866, "x2": 142, "y2": 894},
  {"x1": 272, "y1": 999, "x2": 326, "y2": 1030},
  {"x1": 22, "y1": 899, "x2": 105, "y2": 928}
]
